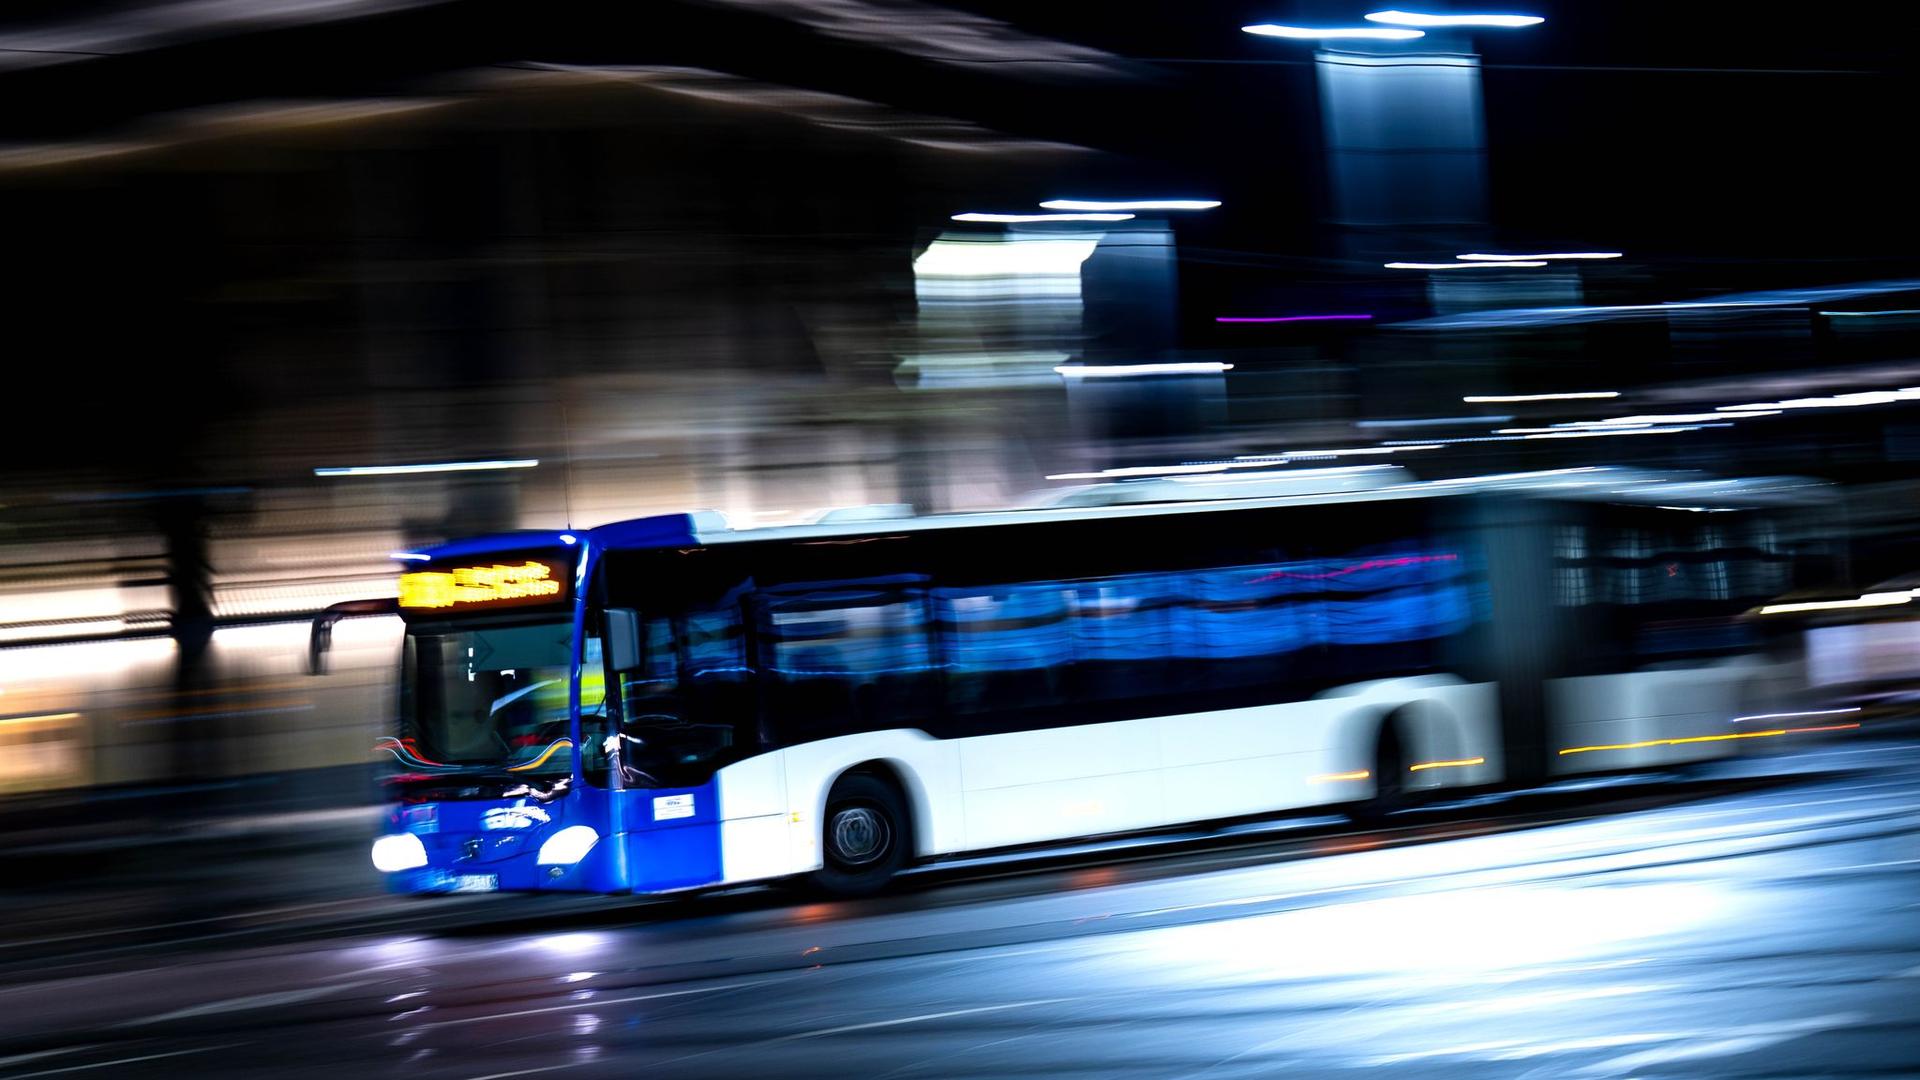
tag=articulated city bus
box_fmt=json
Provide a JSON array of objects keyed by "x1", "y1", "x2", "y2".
[{"x1": 335, "y1": 468, "x2": 1835, "y2": 896}]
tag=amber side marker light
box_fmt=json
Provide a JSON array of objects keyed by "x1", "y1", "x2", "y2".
[{"x1": 1559, "y1": 723, "x2": 1860, "y2": 756}]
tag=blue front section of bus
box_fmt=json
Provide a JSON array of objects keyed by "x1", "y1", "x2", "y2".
[
  {"x1": 383, "y1": 786, "x2": 626, "y2": 894},
  {"x1": 617, "y1": 779, "x2": 724, "y2": 892},
  {"x1": 379, "y1": 780, "x2": 724, "y2": 895}
]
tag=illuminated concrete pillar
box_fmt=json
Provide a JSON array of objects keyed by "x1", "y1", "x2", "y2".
[
  {"x1": 1316, "y1": 46, "x2": 1489, "y2": 263},
  {"x1": 1071, "y1": 221, "x2": 1225, "y2": 466},
  {"x1": 1081, "y1": 222, "x2": 1179, "y2": 363}
]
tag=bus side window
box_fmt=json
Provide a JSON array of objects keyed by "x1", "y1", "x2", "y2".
[
  {"x1": 684, "y1": 605, "x2": 747, "y2": 680},
  {"x1": 617, "y1": 617, "x2": 680, "y2": 721},
  {"x1": 1069, "y1": 572, "x2": 1185, "y2": 702},
  {"x1": 756, "y1": 585, "x2": 935, "y2": 739},
  {"x1": 1308, "y1": 539, "x2": 1482, "y2": 683},
  {"x1": 1554, "y1": 524, "x2": 1591, "y2": 606},
  {"x1": 935, "y1": 583, "x2": 1072, "y2": 719},
  {"x1": 1182, "y1": 559, "x2": 1328, "y2": 676},
  {"x1": 581, "y1": 634, "x2": 608, "y2": 718}
]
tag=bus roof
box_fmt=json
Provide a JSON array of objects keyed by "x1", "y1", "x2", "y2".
[{"x1": 402, "y1": 467, "x2": 1832, "y2": 563}]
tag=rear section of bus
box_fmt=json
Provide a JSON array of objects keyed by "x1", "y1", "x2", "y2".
[{"x1": 1474, "y1": 476, "x2": 1842, "y2": 781}]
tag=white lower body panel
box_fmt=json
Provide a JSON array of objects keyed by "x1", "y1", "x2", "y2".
[{"x1": 711, "y1": 675, "x2": 1502, "y2": 883}]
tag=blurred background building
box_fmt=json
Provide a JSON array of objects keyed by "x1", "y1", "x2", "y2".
[{"x1": 3, "y1": 0, "x2": 1919, "y2": 807}]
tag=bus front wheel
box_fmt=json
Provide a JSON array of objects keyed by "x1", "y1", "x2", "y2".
[{"x1": 808, "y1": 772, "x2": 909, "y2": 897}]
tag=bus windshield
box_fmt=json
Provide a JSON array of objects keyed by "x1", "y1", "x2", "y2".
[{"x1": 402, "y1": 619, "x2": 578, "y2": 775}]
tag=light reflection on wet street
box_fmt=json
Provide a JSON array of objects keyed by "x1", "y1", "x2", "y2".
[{"x1": 2, "y1": 743, "x2": 1917, "y2": 1078}]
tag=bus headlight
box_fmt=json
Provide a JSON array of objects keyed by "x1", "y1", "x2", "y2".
[
  {"x1": 371, "y1": 833, "x2": 429, "y2": 873},
  {"x1": 536, "y1": 825, "x2": 600, "y2": 866}
]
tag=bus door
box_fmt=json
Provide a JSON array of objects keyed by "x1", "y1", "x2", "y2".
[{"x1": 601, "y1": 608, "x2": 730, "y2": 892}]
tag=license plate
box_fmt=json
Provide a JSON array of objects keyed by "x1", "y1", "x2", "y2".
[{"x1": 450, "y1": 874, "x2": 498, "y2": 893}]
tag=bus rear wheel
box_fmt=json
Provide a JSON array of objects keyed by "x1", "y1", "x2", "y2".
[
  {"x1": 1352, "y1": 721, "x2": 1408, "y2": 826},
  {"x1": 808, "y1": 772, "x2": 909, "y2": 897}
]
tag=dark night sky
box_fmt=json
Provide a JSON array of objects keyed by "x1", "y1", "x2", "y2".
[
  {"x1": 2, "y1": 0, "x2": 1916, "y2": 261},
  {"x1": 3, "y1": 0, "x2": 1918, "y2": 478}
]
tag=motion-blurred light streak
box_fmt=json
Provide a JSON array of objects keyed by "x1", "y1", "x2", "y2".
[
  {"x1": 1048, "y1": 446, "x2": 1436, "y2": 480},
  {"x1": 1238, "y1": 445, "x2": 1443, "y2": 459},
  {"x1": 1559, "y1": 724, "x2": 1861, "y2": 756},
  {"x1": 1731, "y1": 707, "x2": 1861, "y2": 724},
  {"x1": 1039, "y1": 199, "x2": 1221, "y2": 211},
  {"x1": 1758, "y1": 590, "x2": 1919, "y2": 615},
  {"x1": 1464, "y1": 391, "x2": 1620, "y2": 403},
  {"x1": 1046, "y1": 463, "x2": 1232, "y2": 480},
  {"x1": 951, "y1": 212, "x2": 1134, "y2": 223},
  {"x1": 1456, "y1": 252, "x2": 1620, "y2": 261},
  {"x1": 1717, "y1": 388, "x2": 1920, "y2": 413},
  {"x1": 1355, "y1": 416, "x2": 1512, "y2": 428},
  {"x1": 1215, "y1": 314, "x2": 1373, "y2": 323},
  {"x1": 1053, "y1": 363, "x2": 1233, "y2": 378},
  {"x1": 1409, "y1": 756, "x2": 1487, "y2": 772},
  {"x1": 914, "y1": 238, "x2": 1099, "y2": 277},
  {"x1": 0, "y1": 711, "x2": 80, "y2": 729},
  {"x1": 1384, "y1": 425, "x2": 1714, "y2": 447},
  {"x1": 1244, "y1": 23, "x2": 1425, "y2": 40},
  {"x1": 702, "y1": 0, "x2": 1129, "y2": 76},
  {"x1": 1398, "y1": 278, "x2": 1920, "y2": 330},
  {"x1": 314, "y1": 459, "x2": 539, "y2": 477},
  {"x1": 1364, "y1": 10, "x2": 1545, "y2": 28},
  {"x1": 1385, "y1": 261, "x2": 1548, "y2": 270},
  {"x1": 0, "y1": 0, "x2": 441, "y2": 74},
  {"x1": 1563, "y1": 411, "x2": 1781, "y2": 427}
]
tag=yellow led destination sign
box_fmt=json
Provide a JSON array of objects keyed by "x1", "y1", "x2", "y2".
[{"x1": 400, "y1": 560, "x2": 567, "y2": 611}]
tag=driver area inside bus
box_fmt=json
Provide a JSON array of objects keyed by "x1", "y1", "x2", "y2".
[
  {"x1": 584, "y1": 607, "x2": 740, "y2": 790},
  {"x1": 402, "y1": 619, "x2": 580, "y2": 775}
]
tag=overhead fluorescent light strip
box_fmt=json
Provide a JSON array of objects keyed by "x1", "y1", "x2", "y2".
[
  {"x1": 1243, "y1": 23, "x2": 1424, "y2": 40},
  {"x1": 1039, "y1": 199, "x2": 1221, "y2": 211},
  {"x1": 1054, "y1": 363, "x2": 1233, "y2": 378},
  {"x1": 1364, "y1": 10, "x2": 1544, "y2": 28},
  {"x1": 952, "y1": 212, "x2": 1134, "y2": 223},
  {"x1": 1457, "y1": 252, "x2": 1621, "y2": 261},
  {"x1": 1464, "y1": 391, "x2": 1620, "y2": 403},
  {"x1": 1385, "y1": 261, "x2": 1549, "y2": 270},
  {"x1": 315, "y1": 459, "x2": 539, "y2": 477}
]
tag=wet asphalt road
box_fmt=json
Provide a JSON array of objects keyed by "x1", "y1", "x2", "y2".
[{"x1": 2, "y1": 739, "x2": 1918, "y2": 1079}]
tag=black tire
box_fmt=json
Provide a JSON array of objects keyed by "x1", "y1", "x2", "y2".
[
  {"x1": 1352, "y1": 720, "x2": 1408, "y2": 825},
  {"x1": 808, "y1": 772, "x2": 910, "y2": 897}
]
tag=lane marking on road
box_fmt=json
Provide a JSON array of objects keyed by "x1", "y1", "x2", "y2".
[
  {"x1": 774, "y1": 998, "x2": 1074, "y2": 1042},
  {"x1": 122, "y1": 978, "x2": 378, "y2": 1025},
  {"x1": 0, "y1": 972, "x2": 137, "y2": 1000},
  {"x1": 1, "y1": 1043, "x2": 242, "y2": 1079},
  {"x1": 1780, "y1": 856, "x2": 1920, "y2": 882},
  {"x1": 1574, "y1": 1013, "x2": 1860, "y2": 1077},
  {"x1": 0, "y1": 1047, "x2": 92, "y2": 1068},
  {"x1": 459, "y1": 1066, "x2": 574, "y2": 1080},
  {"x1": 0, "y1": 897, "x2": 377, "y2": 950},
  {"x1": 416, "y1": 978, "x2": 786, "y2": 1029},
  {"x1": 1369, "y1": 1031, "x2": 1687, "y2": 1066}
]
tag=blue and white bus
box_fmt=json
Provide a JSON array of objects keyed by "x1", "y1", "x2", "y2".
[{"x1": 333, "y1": 468, "x2": 1834, "y2": 896}]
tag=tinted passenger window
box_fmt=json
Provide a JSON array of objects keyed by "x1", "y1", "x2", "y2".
[
  {"x1": 757, "y1": 583, "x2": 937, "y2": 737},
  {"x1": 936, "y1": 584, "x2": 1072, "y2": 716}
]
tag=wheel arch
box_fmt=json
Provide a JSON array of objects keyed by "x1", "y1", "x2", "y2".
[
  {"x1": 821, "y1": 757, "x2": 930, "y2": 859},
  {"x1": 1349, "y1": 695, "x2": 1470, "y2": 794}
]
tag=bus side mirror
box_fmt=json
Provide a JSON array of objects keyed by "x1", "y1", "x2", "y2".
[
  {"x1": 605, "y1": 608, "x2": 644, "y2": 671},
  {"x1": 310, "y1": 598, "x2": 400, "y2": 676},
  {"x1": 309, "y1": 618, "x2": 333, "y2": 676}
]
